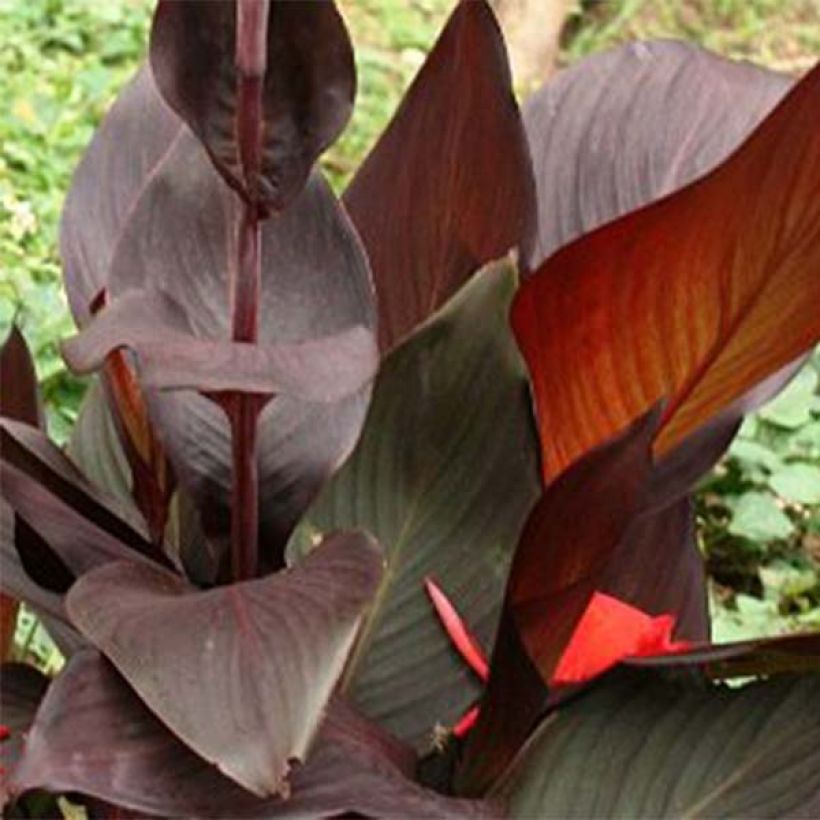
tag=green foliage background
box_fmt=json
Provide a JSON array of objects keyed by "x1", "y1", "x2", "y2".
[{"x1": 1, "y1": 0, "x2": 818, "y2": 660}]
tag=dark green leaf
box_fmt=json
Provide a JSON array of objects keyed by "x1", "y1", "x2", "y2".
[
  {"x1": 290, "y1": 263, "x2": 541, "y2": 750},
  {"x1": 498, "y1": 669, "x2": 820, "y2": 818}
]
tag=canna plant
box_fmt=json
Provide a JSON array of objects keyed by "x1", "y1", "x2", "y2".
[{"x1": 2, "y1": 0, "x2": 820, "y2": 816}]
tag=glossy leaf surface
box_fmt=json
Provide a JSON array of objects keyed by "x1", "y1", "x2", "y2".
[
  {"x1": 344, "y1": 0, "x2": 534, "y2": 351},
  {"x1": 66, "y1": 532, "x2": 383, "y2": 796},
  {"x1": 513, "y1": 56, "x2": 820, "y2": 480},
  {"x1": 499, "y1": 669, "x2": 820, "y2": 818},
  {"x1": 150, "y1": 0, "x2": 355, "y2": 211},
  {"x1": 290, "y1": 264, "x2": 541, "y2": 749}
]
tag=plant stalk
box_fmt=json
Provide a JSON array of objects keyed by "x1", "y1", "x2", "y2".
[{"x1": 228, "y1": 0, "x2": 270, "y2": 582}]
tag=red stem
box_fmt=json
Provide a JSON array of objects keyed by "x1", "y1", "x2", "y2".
[
  {"x1": 227, "y1": 0, "x2": 270, "y2": 581},
  {"x1": 229, "y1": 394, "x2": 260, "y2": 581}
]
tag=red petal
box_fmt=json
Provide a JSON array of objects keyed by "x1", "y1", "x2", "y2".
[
  {"x1": 424, "y1": 577, "x2": 489, "y2": 681},
  {"x1": 553, "y1": 592, "x2": 691, "y2": 685},
  {"x1": 452, "y1": 705, "x2": 480, "y2": 739}
]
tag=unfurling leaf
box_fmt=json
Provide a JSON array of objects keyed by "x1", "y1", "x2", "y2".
[{"x1": 150, "y1": 0, "x2": 355, "y2": 211}]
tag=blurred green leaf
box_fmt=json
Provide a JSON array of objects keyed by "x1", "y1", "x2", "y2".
[
  {"x1": 728, "y1": 491, "x2": 794, "y2": 542},
  {"x1": 758, "y1": 366, "x2": 818, "y2": 429},
  {"x1": 769, "y1": 463, "x2": 820, "y2": 505}
]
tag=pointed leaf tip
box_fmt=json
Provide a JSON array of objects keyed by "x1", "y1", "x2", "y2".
[{"x1": 150, "y1": 0, "x2": 355, "y2": 211}]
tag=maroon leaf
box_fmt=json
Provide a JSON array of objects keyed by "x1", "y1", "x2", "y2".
[
  {"x1": 11, "y1": 650, "x2": 494, "y2": 819},
  {"x1": 63, "y1": 290, "x2": 378, "y2": 401},
  {"x1": 1, "y1": 464, "x2": 155, "y2": 577},
  {"x1": 1, "y1": 662, "x2": 49, "y2": 804},
  {"x1": 1, "y1": 328, "x2": 41, "y2": 428},
  {"x1": 0, "y1": 327, "x2": 42, "y2": 657},
  {"x1": 343, "y1": 0, "x2": 535, "y2": 352},
  {"x1": 601, "y1": 496, "x2": 708, "y2": 643},
  {"x1": 60, "y1": 65, "x2": 180, "y2": 328},
  {"x1": 150, "y1": 0, "x2": 355, "y2": 212},
  {"x1": 646, "y1": 356, "x2": 808, "y2": 511},
  {"x1": 0, "y1": 499, "x2": 71, "y2": 622},
  {"x1": 458, "y1": 408, "x2": 661, "y2": 794},
  {"x1": 626, "y1": 631, "x2": 820, "y2": 677},
  {"x1": 522, "y1": 40, "x2": 791, "y2": 268},
  {"x1": 0, "y1": 420, "x2": 159, "y2": 569},
  {"x1": 88, "y1": 128, "x2": 376, "y2": 565},
  {"x1": 66, "y1": 532, "x2": 383, "y2": 797}
]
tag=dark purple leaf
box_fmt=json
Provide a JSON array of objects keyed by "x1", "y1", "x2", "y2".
[
  {"x1": 60, "y1": 65, "x2": 180, "y2": 328},
  {"x1": 646, "y1": 356, "x2": 808, "y2": 510},
  {"x1": 0, "y1": 500, "x2": 69, "y2": 620},
  {"x1": 343, "y1": 0, "x2": 535, "y2": 352},
  {"x1": 11, "y1": 650, "x2": 494, "y2": 819},
  {"x1": 601, "y1": 495, "x2": 708, "y2": 643},
  {"x1": 289, "y1": 264, "x2": 541, "y2": 750},
  {"x1": 1, "y1": 421, "x2": 147, "y2": 545},
  {"x1": 498, "y1": 667, "x2": 820, "y2": 818},
  {"x1": 1, "y1": 464, "x2": 154, "y2": 577},
  {"x1": 86, "y1": 128, "x2": 376, "y2": 566},
  {"x1": 1, "y1": 662, "x2": 49, "y2": 804},
  {"x1": 66, "y1": 532, "x2": 383, "y2": 797},
  {"x1": 1, "y1": 327, "x2": 41, "y2": 428},
  {"x1": 0, "y1": 420, "x2": 160, "y2": 570},
  {"x1": 458, "y1": 408, "x2": 661, "y2": 795},
  {"x1": 522, "y1": 40, "x2": 791, "y2": 268},
  {"x1": 150, "y1": 0, "x2": 354, "y2": 212},
  {"x1": 63, "y1": 290, "x2": 377, "y2": 401},
  {"x1": 0, "y1": 327, "x2": 42, "y2": 657},
  {"x1": 626, "y1": 631, "x2": 820, "y2": 677}
]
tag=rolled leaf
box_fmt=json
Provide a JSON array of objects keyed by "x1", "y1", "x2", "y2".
[
  {"x1": 498, "y1": 668, "x2": 820, "y2": 818},
  {"x1": 150, "y1": 0, "x2": 355, "y2": 211},
  {"x1": 290, "y1": 264, "x2": 541, "y2": 749},
  {"x1": 513, "y1": 57, "x2": 820, "y2": 481},
  {"x1": 66, "y1": 532, "x2": 383, "y2": 797},
  {"x1": 458, "y1": 408, "x2": 660, "y2": 794},
  {"x1": 343, "y1": 0, "x2": 535, "y2": 351}
]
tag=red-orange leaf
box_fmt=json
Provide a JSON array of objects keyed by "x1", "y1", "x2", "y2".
[{"x1": 512, "y1": 61, "x2": 820, "y2": 480}]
